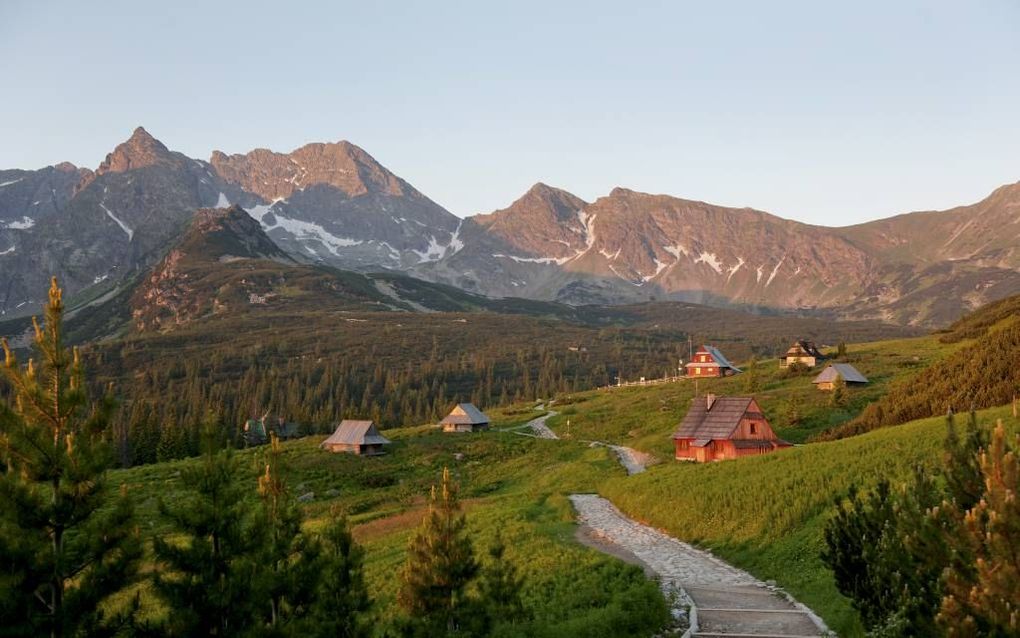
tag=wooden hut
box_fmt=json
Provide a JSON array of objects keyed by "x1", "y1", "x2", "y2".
[
  {"x1": 780, "y1": 340, "x2": 825, "y2": 368},
  {"x1": 320, "y1": 420, "x2": 391, "y2": 455},
  {"x1": 673, "y1": 394, "x2": 791, "y2": 462},
  {"x1": 684, "y1": 345, "x2": 741, "y2": 378},
  {"x1": 812, "y1": 363, "x2": 868, "y2": 391},
  {"x1": 440, "y1": 403, "x2": 490, "y2": 433}
]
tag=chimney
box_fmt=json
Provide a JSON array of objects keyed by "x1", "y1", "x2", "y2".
[{"x1": 706, "y1": 393, "x2": 716, "y2": 411}]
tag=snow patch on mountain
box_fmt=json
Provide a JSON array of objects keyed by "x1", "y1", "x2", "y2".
[
  {"x1": 0, "y1": 178, "x2": 23, "y2": 188},
  {"x1": 694, "y1": 252, "x2": 723, "y2": 274},
  {"x1": 216, "y1": 192, "x2": 231, "y2": 207},
  {"x1": 3, "y1": 216, "x2": 35, "y2": 230},
  {"x1": 99, "y1": 201, "x2": 134, "y2": 241},
  {"x1": 766, "y1": 256, "x2": 786, "y2": 287},
  {"x1": 272, "y1": 217, "x2": 362, "y2": 254},
  {"x1": 493, "y1": 253, "x2": 574, "y2": 265},
  {"x1": 663, "y1": 244, "x2": 688, "y2": 260},
  {"x1": 727, "y1": 257, "x2": 746, "y2": 282},
  {"x1": 0, "y1": 246, "x2": 14, "y2": 256},
  {"x1": 641, "y1": 259, "x2": 669, "y2": 283},
  {"x1": 600, "y1": 247, "x2": 622, "y2": 260}
]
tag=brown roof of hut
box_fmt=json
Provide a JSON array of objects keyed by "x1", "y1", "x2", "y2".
[{"x1": 673, "y1": 396, "x2": 759, "y2": 440}]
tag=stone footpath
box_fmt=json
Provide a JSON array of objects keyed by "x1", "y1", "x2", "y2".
[
  {"x1": 569, "y1": 494, "x2": 830, "y2": 637},
  {"x1": 525, "y1": 410, "x2": 559, "y2": 439}
]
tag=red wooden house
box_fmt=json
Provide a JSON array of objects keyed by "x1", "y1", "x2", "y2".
[
  {"x1": 684, "y1": 345, "x2": 741, "y2": 378},
  {"x1": 673, "y1": 394, "x2": 791, "y2": 462}
]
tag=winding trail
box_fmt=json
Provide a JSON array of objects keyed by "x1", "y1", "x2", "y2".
[
  {"x1": 525, "y1": 410, "x2": 559, "y2": 439},
  {"x1": 569, "y1": 495, "x2": 830, "y2": 637}
]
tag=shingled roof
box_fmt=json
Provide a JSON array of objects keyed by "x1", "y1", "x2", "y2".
[
  {"x1": 321, "y1": 420, "x2": 391, "y2": 447},
  {"x1": 440, "y1": 403, "x2": 490, "y2": 426},
  {"x1": 673, "y1": 396, "x2": 754, "y2": 440},
  {"x1": 813, "y1": 363, "x2": 868, "y2": 384}
]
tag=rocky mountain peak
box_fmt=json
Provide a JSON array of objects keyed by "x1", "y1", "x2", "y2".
[
  {"x1": 209, "y1": 140, "x2": 412, "y2": 203},
  {"x1": 97, "y1": 126, "x2": 174, "y2": 174},
  {"x1": 75, "y1": 126, "x2": 178, "y2": 193}
]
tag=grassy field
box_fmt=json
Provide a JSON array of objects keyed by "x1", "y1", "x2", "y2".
[
  {"x1": 103, "y1": 326, "x2": 1013, "y2": 636},
  {"x1": 111, "y1": 406, "x2": 670, "y2": 636},
  {"x1": 543, "y1": 334, "x2": 959, "y2": 455},
  {"x1": 600, "y1": 404, "x2": 1020, "y2": 636}
]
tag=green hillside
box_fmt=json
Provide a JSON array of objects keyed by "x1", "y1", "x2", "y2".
[
  {"x1": 542, "y1": 333, "x2": 957, "y2": 449},
  {"x1": 822, "y1": 292, "x2": 1020, "y2": 440},
  {"x1": 601, "y1": 404, "x2": 1019, "y2": 635}
]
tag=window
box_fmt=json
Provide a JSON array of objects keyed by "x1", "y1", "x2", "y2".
[
  {"x1": 695, "y1": 367, "x2": 701, "y2": 375},
  {"x1": 749, "y1": 423, "x2": 757, "y2": 435}
]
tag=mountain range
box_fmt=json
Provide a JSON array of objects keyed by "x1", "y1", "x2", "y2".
[{"x1": 2, "y1": 127, "x2": 1017, "y2": 327}]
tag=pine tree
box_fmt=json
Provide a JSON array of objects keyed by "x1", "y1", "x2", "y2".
[
  {"x1": 0, "y1": 278, "x2": 140, "y2": 637},
  {"x1": 938, "y1": 420, "x2": 1020, "y2": 636},
  {"x1": 478, "y1": 531, "x2": 526, "y2": 627},
  {"x1": 398, "y1": 467, "x2": 479, "y2": 634},
  {"x1": 309, "y1": 507, "x2": 371, "y2": 638},
  {"x1": 252, "y1": 433, "x2": 322, "y2": 633},
  {"x1": 150, "y1": 424, "x2": 262, "y2": 636}
]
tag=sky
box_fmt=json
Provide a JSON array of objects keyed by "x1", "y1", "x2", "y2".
[{"x1": 1, "y1": 1, "x2": 1018, "y2": 226}]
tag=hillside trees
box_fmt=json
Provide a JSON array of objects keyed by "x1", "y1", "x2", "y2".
[
  {"x1": 821, "y1": 413, "x2": 1020, "y2": 636},
  {"x1": 0, "y1": 278, "x2": 141, "y2": 637},
  {"x1": 938, "y1": 421, "x2": 1020, "y2": 635}
]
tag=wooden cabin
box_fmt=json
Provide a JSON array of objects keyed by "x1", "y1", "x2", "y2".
[
  {"x1": 440, "y1": 403, "x2": 490, "y2": 433},
  {"x1": 684, "y1": 345, "x2": 741, "y2": 378},
  {"x1": 812, "y1": 363, "x2": 868, "y2": 391},
  {"x1": 780, "y1": 340, "x2": 825, "y2": 368},
  {"x1": 320, "y1": 420, "x2": 391, "y2": 455},
  {"x1": 673, "y1": 394, "x2": 791, "y2": 462}
]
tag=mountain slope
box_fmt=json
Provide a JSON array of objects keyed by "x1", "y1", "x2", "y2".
[
  {"x1": 209, "y1": 141, "x2": 463, "y2": 269},
  {"x1": 418, "y1": 181, "x2": 1020, "y2": 325}
]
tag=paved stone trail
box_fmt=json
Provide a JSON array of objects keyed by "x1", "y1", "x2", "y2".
[
  {"x1": 569, "y1": 494, "x2": 830, "y2": 637},
  {"x1": 525, "y1": 410, "x2": 559, "y2": 439}
]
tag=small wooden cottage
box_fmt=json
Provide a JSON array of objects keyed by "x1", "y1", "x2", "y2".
[
  {"x1": 780, "y1": 340, "x2": 825, "y2": 368},
  {"x1": 813, "y1": 363, "x2": 868, "y2": 391},
  {"x1": 673, "y1": 394, "x2": 791, "y2": 462},
  {"x1": 440, "y1": 403, "x2": 490, "y2": 433},
  {"x1": 685, "y1": 345, "x2": 741, "y2": 378},
  {"x1": 320, "y1": 420, "x2": 391, "y2": 455}
]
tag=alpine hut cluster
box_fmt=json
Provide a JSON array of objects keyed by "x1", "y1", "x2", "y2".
[
  {"x1": 685, "y1": 345, "x2": 741, "y2": 378},
  {"x1": 440, "y1": 403, "x2": 490, "y2": 433},
  {"x1": 673, "y1": 394, "x2": 791, "y2": 462},
  {"x1": 321, "y1": 420, "x2": 391, "y2": 455}
]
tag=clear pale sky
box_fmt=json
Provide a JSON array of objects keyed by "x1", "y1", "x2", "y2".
[{"x1": 1, "y1": 1, "x2": 1018, "y2": 225}]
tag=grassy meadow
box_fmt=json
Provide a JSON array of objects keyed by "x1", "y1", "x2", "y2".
[{"x1": 111, "y1": 406, "x2": 670, "y2": 636}]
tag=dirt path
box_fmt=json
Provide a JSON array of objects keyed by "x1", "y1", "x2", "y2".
[{"x1": 569, "y1": 494, "x2": 830, "y2": 637}]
